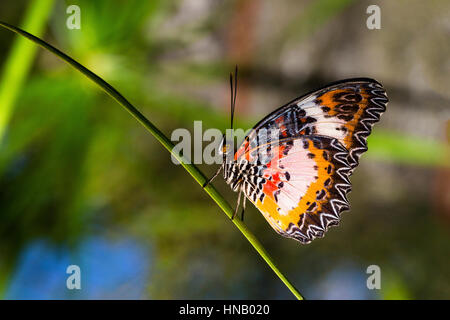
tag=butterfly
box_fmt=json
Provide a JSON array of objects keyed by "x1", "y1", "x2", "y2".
[{"x1": 204, "y1": 67, "x2": 388, "y2": 244}]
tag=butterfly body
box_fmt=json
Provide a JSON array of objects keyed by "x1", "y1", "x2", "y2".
[{"x1": 211, "y1": 76, "x2": 388, "y2": 244}]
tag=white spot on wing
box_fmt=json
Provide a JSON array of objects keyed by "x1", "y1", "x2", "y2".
[
  {"x1": 301, "y1": 102, "x2": 348, "y2": 141},
  {"x1": 276, "y1": 139, "x2": 317, "y2": 216},
  {"x1": 297, "y1": 94, "x2": 316, "y2": 106}
]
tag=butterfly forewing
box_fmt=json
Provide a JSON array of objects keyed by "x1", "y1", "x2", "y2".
[{"x1": 236, "y1": 79, "x2": 388, "y2": 171}]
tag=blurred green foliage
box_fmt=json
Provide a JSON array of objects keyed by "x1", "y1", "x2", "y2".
[
  {"x1": 0, "y1": 0, "x2": 448, "y2": 299},
  {"x1": 0, "y1": 0, "x2": 54, "y2": 140}
]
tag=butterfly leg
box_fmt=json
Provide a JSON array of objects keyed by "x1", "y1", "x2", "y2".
[
  {"x1": 231, "y1": 190, "x2": 242, "y2": 220},
  {"x1": 240, "y1": 195, "x2": 246, "y2": 221},
  {"x1": 202, "y1": 166, "x2": 222, "y2": 188}
]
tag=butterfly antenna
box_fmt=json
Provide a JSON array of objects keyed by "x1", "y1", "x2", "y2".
[
  {"x1": 230, "y1": 65, "x2": 238, "y2": 131},
  {"x1": 230, "y1": 74, "x2": 234, "y2": 131},
  {"x1": 233, "y1": 65, "x2": 238, "y2": 122}
]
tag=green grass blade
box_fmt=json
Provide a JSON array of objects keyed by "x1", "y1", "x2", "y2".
[
  {"x1": 0, "y1": 21, "x2": 304, "y2": 300},
  {"x1": 0, "y1": 0, "x2": 55, "y2": 141}
]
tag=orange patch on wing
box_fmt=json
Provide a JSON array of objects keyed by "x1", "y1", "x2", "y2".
[
  {"x1": 234, "y1": 138, "x2": 249, "y2": 161},
  {"x1": 317, "y1": 88, "x2": 372, "y2": 150},
  {"x1": 275, "y1": 116, "x2": 288, "y2": 137}
]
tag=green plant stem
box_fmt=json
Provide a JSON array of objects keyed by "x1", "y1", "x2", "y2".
[{"x1": 0, "y1": 21, "x2": 304, "y2": 300}]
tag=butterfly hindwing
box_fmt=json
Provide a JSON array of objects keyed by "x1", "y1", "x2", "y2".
[{"x1": 238, "y1": 136, "x2": 351, "y2": 243}]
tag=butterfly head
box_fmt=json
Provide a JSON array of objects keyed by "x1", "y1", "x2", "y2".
[
  {"x1": 218, "y1": 132, "x2": 241, "y2": 185},
  {"x1": 218, "y1": 133, "x2": 234, "y2": 162}
]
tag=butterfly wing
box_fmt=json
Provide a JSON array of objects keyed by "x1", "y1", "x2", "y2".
[
  {"x1": 239, "y1": 136, "x2": 351, "y2": 243},
  {"x1": 235, "y1": 78, "x2": 388, "y2": 171},
  {"x1": 236, "y1": 78, "x2": 388, "y2": 243}
]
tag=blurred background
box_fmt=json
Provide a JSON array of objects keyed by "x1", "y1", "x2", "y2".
[{"x1": 0, "y1": 0, "x2": 448, "y2": 299}]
